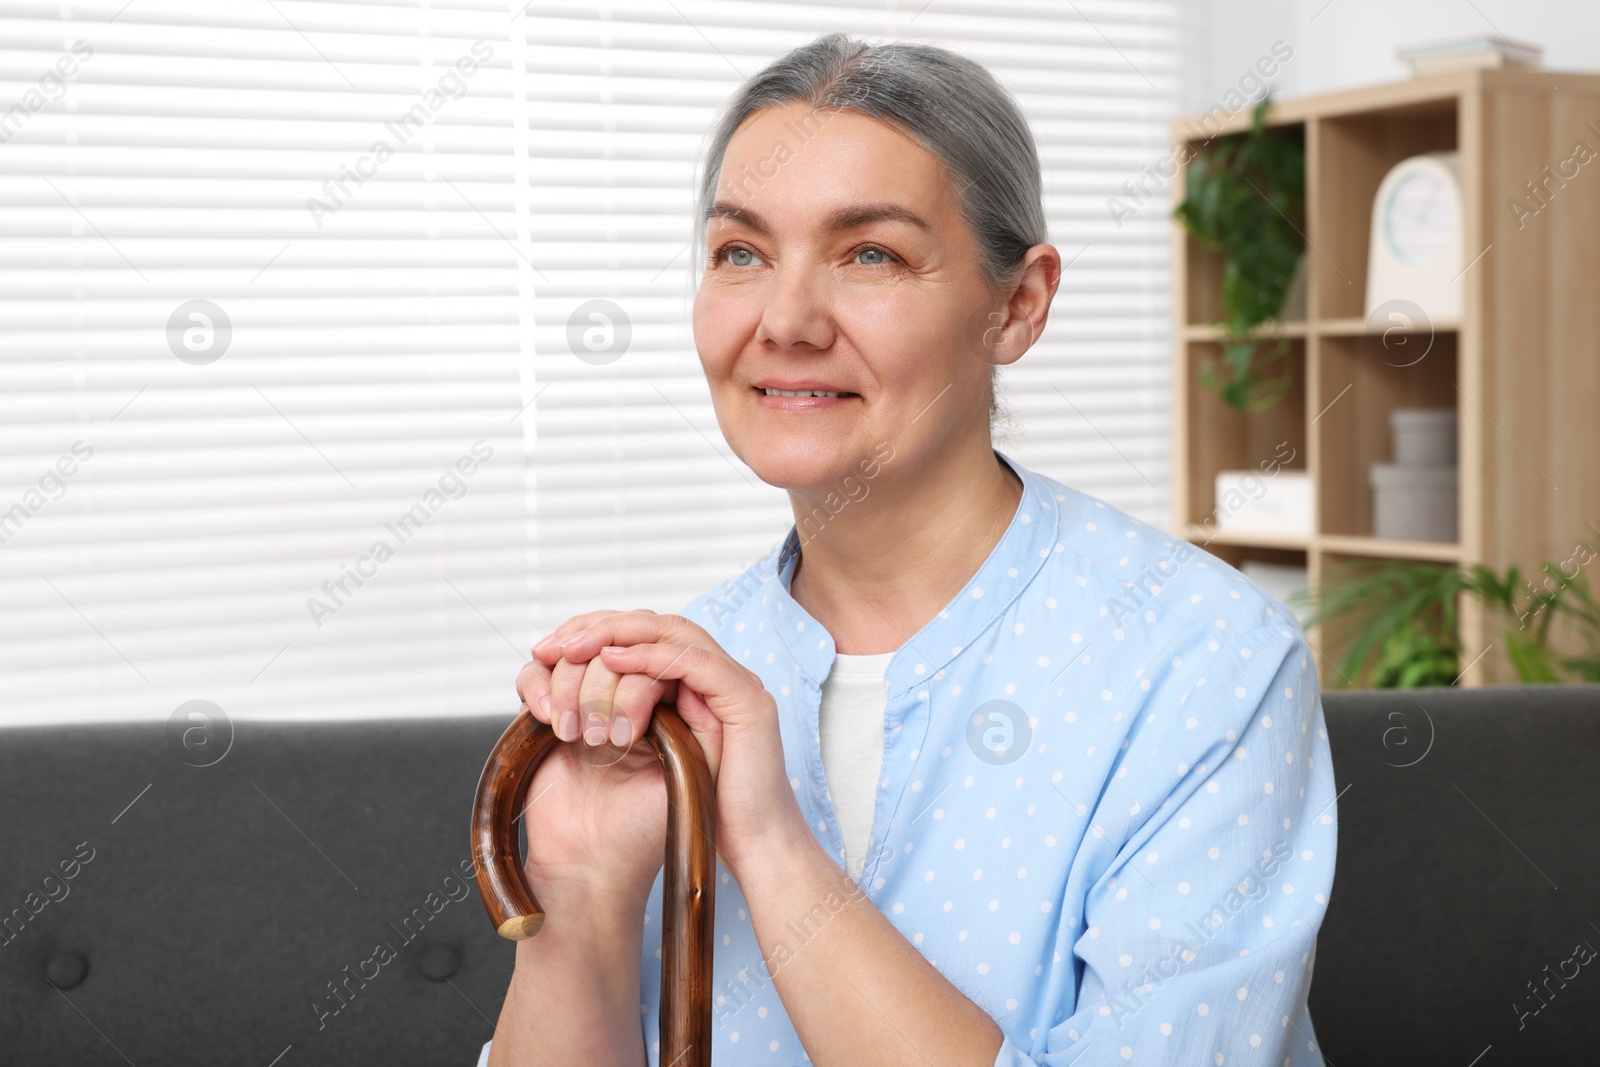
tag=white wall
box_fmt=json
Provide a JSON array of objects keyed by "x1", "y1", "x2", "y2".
[
  {"x1": 1292, "y1": 0, "x2": 1600, "y2": 94},
  {"x1": 1183, "y1": 0, "x2": 1600, "y2": 113},
  {"x1": 1179, "y1": 0, "x2": 1299, "y2": 115}
]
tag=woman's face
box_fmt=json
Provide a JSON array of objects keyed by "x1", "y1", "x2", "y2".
[{"x1": 692, "y1": 100, "x2": 1028, "y2": 495}]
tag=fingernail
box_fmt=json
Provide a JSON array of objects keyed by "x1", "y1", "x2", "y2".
[
  {"x1": 609, "y1": 714, "x2": 630, "y2": 746},
  {"x1": 532, "y1": 636, "x2": 551, "y2": 653},
  {"x1": 538, "y1": 694, "x2": 551, "y2": 718},
  {"x1": 583, "y1": 714, "x2": 607, "y2": 746},
  {"x1": 557, "y1": 711, "x2": 578, "y2": 741},
  {"x1": 560, "y1": 627, "x2": 588, "y2": 648}
]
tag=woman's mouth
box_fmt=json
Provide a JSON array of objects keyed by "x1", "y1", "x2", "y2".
[{"x1": 752, "y1": 386, "x2": 858, "y2": 410}]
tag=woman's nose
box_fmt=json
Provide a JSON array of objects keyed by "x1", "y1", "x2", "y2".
[{"x1": 754, "y1": 260, "x2": 835, "y2": 351}]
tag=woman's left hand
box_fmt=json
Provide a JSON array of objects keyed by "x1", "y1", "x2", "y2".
[{"x1": 532, "y1": 612, "x2": 803, "y2": 866}]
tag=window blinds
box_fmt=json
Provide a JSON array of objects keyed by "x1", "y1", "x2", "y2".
[
  {"x1": 1, "y1": 0, "x2": 1178, "y2": 724},
  {"x1": 0, "y1": 1, "x2": 533, "y2": 724}
]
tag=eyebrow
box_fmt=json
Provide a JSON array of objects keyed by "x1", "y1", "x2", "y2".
[{"x1": 705, "y1": 201, "x2": 933, "y2": 236}]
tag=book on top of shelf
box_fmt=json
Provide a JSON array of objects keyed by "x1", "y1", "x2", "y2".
[{"x1": 1396, "y1": 35, "x2": 1543, "y2": 77}]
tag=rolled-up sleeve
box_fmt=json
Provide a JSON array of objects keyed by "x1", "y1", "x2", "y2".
[
  {"x1": 475, "y1": 1039, "x2": 491, "y2": 1066},
  {"x1": 1000, "y1": 620, "x2": 1337, "y2": 1065}
]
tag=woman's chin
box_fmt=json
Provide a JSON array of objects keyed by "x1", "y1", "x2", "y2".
[{"x1": 739, "y1": 443, "x2": 859, "y2": 493}]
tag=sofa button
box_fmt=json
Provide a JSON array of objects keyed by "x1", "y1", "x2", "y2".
[
  {"x1": 46, "y1": 952, "x2": 88, "y2": 990},
  {"x1": 418, "y1": 944, "x2": 459, "y2": 982}
]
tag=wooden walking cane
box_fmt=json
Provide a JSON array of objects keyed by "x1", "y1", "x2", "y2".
[{"x1": 471, "y1": 703, "x2": 716, "y2": 1067}]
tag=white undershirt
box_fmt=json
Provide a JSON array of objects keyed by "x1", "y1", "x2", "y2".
[{"x1": 818, "y1": 650, "x2": 894, "y2": 881}]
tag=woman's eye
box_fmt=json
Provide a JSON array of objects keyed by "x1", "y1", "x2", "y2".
[
  {"x1": 716, "y1": 244, "x2": 763, "y2": 267},
  {"x1": 712, "y1": 243, "x2": 895, "y2": 268}
]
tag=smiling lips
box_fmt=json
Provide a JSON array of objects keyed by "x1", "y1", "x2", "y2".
[
  {"x1": 752, "y1": 387, "x2": 857, "y2": 411},
  {"x1": 751, "y1": 380, "x2": 858, "y2": 410}
]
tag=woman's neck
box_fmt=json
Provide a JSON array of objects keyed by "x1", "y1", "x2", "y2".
[{"x1": 786, "y1": 440, "x2": 1023, "y2": 656}]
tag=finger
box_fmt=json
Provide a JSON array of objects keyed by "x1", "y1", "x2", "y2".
[
  {"x1": 600, "y1": 645, "x2": 727, "y2": 783},
  {"x1": 547, "y1": 656, "x2": 590, "y2": 741},
  {"x1": 550, "y1": 607, "x2": 665, "y2": 661},
  {"x1": 610, "y1": 671, "x2": 671, "y2": 746},
  {"x1": 576, "y1": 652, "x2": 629, "y2": 747},
  {"x1": 558, "y1": 611, "x2": 697, "y2": 661},
  {"x1": 531, "y1": 615, "x2": 597, "y2": 656},
  {"x1": 530, "y1": 609, "x2": 627, "y2": 662},
  {"x1": 515, "y1": 658, "x2": 556, "y2": 724},
  {"x1": 596, "y1": 642, "x2": 761, "y2": 727}
]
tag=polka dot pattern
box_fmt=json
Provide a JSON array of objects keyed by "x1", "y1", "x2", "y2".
[{"x1": 473, "y1": 455, "x2": 1340, "y2": 1067}]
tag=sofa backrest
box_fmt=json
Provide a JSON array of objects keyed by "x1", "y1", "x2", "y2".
[
  {"x1": 1308, "y1": 684, "x2": 1600, "y2": 1065},
  {"x1": 4, "y1": 686, "x2": 1598, "y2": 1065},
  {"x1": 1, "y1": 714, "x2": 516, "y2": 1065}
]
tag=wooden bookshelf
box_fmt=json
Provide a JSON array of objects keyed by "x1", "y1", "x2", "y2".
[{"x1": 1170, "y1": 68, "x2": 1600, "y2": 689}]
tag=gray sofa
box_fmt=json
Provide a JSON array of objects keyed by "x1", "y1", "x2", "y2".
[{"x1": 3, "y1": 685, "x2": 1597, "y2": 1065}]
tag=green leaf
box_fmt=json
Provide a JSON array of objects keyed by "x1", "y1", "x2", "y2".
[
  {"x1": 1303, "y1": 554, "x2": 1600, "y2": 687},
  {"x1": 1172, "y1": 96, "x2": 1306, "y2": 412}
]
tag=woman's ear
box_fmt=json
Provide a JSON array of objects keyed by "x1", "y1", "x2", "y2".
[{"x1": 991, "y1": 245, "x2": 1061, "y2": 367}]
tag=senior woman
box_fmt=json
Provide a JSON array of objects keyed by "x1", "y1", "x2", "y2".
[{"x1": 480, "y1": 32, "x2": 1336, "y2": 1067}]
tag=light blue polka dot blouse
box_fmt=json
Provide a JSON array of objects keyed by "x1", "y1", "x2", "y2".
[{"x1": 477, "y1": 448, "x2": 1337, "y2": 1066}]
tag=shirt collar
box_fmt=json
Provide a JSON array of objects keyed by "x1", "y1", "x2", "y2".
[{"x1": 767, "y1": 448, "x2": 1063, "y2": 701}]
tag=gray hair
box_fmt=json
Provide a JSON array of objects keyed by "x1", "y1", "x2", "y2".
[{"x1": 692, "y1": 32, "x2": 1048, "y2": 438}]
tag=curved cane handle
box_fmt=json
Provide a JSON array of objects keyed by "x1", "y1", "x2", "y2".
[{"x1": 471, "y1": 705, "x2": 716, "y2": 1067}]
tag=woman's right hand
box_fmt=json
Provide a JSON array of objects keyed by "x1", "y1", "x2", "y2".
[{"x1": 511, "y1": 610, "x2": 677, "y2": 910}]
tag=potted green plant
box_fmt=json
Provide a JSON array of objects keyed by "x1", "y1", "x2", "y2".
[
  {"x1": 1173, "y1": 97, "x2": 1306, "y2": 412},
  {"x1": 1469, "y1": 562, "x2": 1600, "y2": 683},
  {"x1": 1293, "y1": 557, "x2": 1600, "y2": 688},
  {"x1": 1293, "y1": 559, "x2": 1467, "y2": 688}
]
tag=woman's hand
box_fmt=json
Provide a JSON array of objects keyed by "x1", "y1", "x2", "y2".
[
  {"x1": 524, "y1": 609, "x2": 805, "y2": 870},
  {"x1": 524, "y1": 609, "x2": 679, "y2": 748},
  {"x1": 510, "y1": 610, "x2": 680, "y2": 907}
]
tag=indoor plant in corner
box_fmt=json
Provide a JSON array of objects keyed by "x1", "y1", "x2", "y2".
[
  {"x1": 1294, "y1": 557, "x2": 1600, "y2": 688},
  {"x1": 1173, "y1": 97, "x2": 1306, "y2": 412}
]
